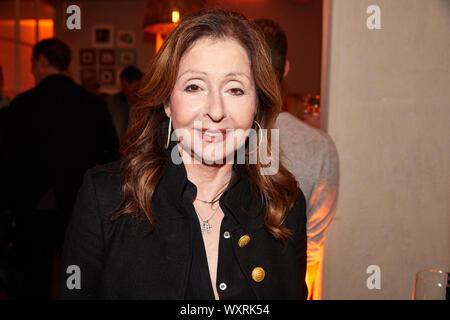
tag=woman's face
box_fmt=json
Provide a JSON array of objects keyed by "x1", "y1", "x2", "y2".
[{"x1": 165, "y1": 37, "x2": 257, "y2": 165}]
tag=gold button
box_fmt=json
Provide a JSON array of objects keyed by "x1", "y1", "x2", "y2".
[
  {"x1": 238, "y1": 234, "x2": 251, "y2": 248},
  {"x1": 251, "y1": 267, "x2": 265, "y2": 282}
]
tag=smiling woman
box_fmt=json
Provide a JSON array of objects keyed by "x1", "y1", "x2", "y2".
[
  {"x1": 58, "y1": 9, "x2": 308, "y2": 300},
  {"x1": 167, "y1": 37, "x2": 256, "y2": 165}
]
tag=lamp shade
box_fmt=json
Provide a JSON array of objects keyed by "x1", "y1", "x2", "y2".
[{"x1": 143, "y1": 0, "x2": 206, "y2": 35}]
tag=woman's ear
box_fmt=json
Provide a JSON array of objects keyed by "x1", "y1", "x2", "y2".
[{"x1": 163, "y1": 102, "x2": 171, "y2": 118}]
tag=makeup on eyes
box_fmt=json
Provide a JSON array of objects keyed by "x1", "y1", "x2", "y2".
[{"x1": 182, "y1": 79, "x2": 246, "y2": 95}]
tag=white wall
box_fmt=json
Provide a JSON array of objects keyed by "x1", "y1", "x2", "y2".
[{"x1": 321, "y1": 0, "x2": 450, "y2": 299}]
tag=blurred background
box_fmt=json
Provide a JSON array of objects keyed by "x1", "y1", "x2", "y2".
[
  {"x1": 0, "y1": 0, "x2": 324, "y2": 127},
  {"x1": 0, "y1": 0, "x2": 449, "y2": 300}
]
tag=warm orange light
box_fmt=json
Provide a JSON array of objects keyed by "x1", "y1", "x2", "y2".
[
  {"x1": 305, "y1": 246, "x2": 324, "y2": 300},
  {"x1": 21, "y1": 19, "x2": 53, "y2": 28},
  {"x1": 0, "y1": 19, "x2": 54, "y2": 42},
  {"x1": 172, "y1": 10, "x2": 180, "y2": 24},
  {"x1": 0, "y1": 19, "x2": 54, "y2": 28},
  {"x1": 145, "y1": 11, "x2": 179, "y2": 53},
  {"x1": 155, "y1": 33, "x2": 164, "y2": 53},
  {"x1": 0, "y1": 19, "x2": 54, "y2": 97},
  {"x1": 306, "y1": 261, "x2": 319, "y2": 299}
]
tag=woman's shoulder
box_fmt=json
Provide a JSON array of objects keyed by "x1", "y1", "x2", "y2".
[
  {"x1": 87, "y1": 160, "x2": 123, "y2": 183},
  {"x1": 295, "y1": 186, "x2": 307, "y2": 214},
  {"x1": 82, "y1": 160, "x2": 124, "y2": 211}
]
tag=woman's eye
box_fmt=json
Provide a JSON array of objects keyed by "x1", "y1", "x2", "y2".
[
  {"x1": 230, "y1": 88, "x2": 244, "y2": 95},
  {"x1": 185, "y1": 84, "x2": 200, "y2": 92}
]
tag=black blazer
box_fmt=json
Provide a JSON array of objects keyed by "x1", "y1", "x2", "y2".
[{"x1": 58, "y1": 151, "x2": 308, "y2": 300}]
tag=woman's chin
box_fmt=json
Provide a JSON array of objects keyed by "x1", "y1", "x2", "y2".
[
  {"x1": 178, "y1": 146, "x2": 233, "y2": 165},
  {"x1": 200, "y1": 155, "x2": 232, "y2": 166},
  {"x1": 192, "y1": 149, "x2": 234, "y2": 165}
]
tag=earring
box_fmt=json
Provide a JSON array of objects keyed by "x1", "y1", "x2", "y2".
[
  {"x1": 248, "y1": 119, "x2": 263, "y2": 155},
  {"x1": 165, "y1": 116, "x2": 172, "y2": 149}
]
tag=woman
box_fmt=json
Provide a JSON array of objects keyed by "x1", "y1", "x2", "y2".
[{"x1": 58, "y1": 9, "x2": 307, "y2": 300}]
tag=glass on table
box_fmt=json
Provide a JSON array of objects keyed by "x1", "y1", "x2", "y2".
[{"x1": 412, "y1": 269, "x2": 449, "y2": 300}]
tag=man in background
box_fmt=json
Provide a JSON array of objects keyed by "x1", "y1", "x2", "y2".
[
  {"x1": 106, "y1": 65, "x2": 142, "y2": 140},
  {"x1": 254, "y1": 19, "x2": 339, "y2": 300},
  {"x1": 0, "y1": 38, "x2": 119, "y2": 299}
]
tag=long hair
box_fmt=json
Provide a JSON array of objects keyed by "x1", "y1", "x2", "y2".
[{"x1": 116, "y1": 9, "x2": 299, "y2": 243}]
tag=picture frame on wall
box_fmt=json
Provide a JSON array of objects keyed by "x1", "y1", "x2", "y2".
[
  {"x1": 99, "y1": 49, "x2": 115, "y2": 65},
  {"x1": 79, "y1": 49, "x2": 96, "y2": 66},
  {"x1": 80, "y1": 68, "x2": 97, "y2": 83},
  {"x1": 116, "y1": 30, "x2": 136, "y2": 48},
  {"x1": 92, "y1": 24, "x2": 114, "y2": 48},
  {"x1": 99, "y1": 68, "x2": 116, "y2": 85},
  {"x1": 117, "y1": 49, "x2": 137, "y2": 66}
]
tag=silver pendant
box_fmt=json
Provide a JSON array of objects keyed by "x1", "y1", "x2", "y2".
[{"x1": 201, "y1": 221, "x2": 212, "y2": 233}]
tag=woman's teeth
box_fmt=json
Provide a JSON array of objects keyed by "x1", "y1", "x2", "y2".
[{"x1": 204, "y1": 131, "x2": 224, "y2": 136}]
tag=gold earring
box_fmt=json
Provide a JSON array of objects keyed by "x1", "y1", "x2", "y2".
[{"x1": 165, "y1": 116, "x2": 172, "y2": 149}]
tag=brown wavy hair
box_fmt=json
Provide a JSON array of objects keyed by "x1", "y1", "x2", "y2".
[{"x1": 116, "y1": 9, "x2": 299, "y2": 243}]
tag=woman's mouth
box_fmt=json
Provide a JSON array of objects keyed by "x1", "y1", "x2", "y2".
[{"x1": 196, "y1": 128, "x2": 229, "y2": 143}]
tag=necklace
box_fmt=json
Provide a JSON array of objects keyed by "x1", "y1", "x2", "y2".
[
  {"x1": 193, "y1": 181, "x2": 229, "y2": 233},
  {"x1": 194, "y1": 182, "x2": 228, "y2": 205},
  {"x1": 195, "y1": 202, "x2": 220, "y2": 233},
  {"x1": 195, "y1": 197, "x2": 220, "y2": 205}
]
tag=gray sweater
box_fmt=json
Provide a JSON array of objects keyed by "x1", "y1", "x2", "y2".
[{"x1": 275, "y1": 112, "x2": 339, "y2": 265}]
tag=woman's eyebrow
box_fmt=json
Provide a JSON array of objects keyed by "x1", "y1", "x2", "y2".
[
  {"x1": 178, "y1": 70, "x2": 207, "y2": 79},
  {"x1": 178, "y1": 70, "x2": 251, "y2": 81},
  {"x1": 224, "y1": 72, "x2": 251, "y2": 81}
]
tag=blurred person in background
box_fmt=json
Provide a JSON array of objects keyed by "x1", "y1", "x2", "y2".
[
  {"x1": 0, "y1": 38, "x2": 119, "y2": 299},
  {"x1": 106, "y1": 65, "x2": 142, "y2": 140},
  {"x1": 254, "y1": 18, "x2": 339, "y2": 300},
  {"x1": 283, "y1": 93, "x2": 305, "y2": 120},
  {"x1": 81, "y1": 76, "x2": 101, "y2": 95},
  {"x1": 81, "y1": 76, "x2": 109, "y2": 102}
]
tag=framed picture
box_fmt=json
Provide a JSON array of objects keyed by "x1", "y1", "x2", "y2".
[
  {"x1": 116, "y1": 30, "x2": 136, "y2": 48},
  {"x1": 79, "y1": 49, "x2": 95, "y2": 66},
  {"x1": 99, "y1": 68, "x2": 116, "y2": 85},
  {"x1": 92, "y1": 24, "x2": 114, "y2": 48},
  {"x1": 99, "y1": 49, "x2": 115, "y2": 65},
  {"x1": 117, "y1": 49, "x2": 137, "y2": 66},
  {"x1": 80, "y1": 68, "x2": 97, "y2": 83}
]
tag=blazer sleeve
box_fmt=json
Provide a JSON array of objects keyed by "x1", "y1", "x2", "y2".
[{"x1": 58, "y1": 169, "x2": 105, "y2": 299}]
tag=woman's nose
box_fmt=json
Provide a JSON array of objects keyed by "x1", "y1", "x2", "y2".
[{"x1": 206, "y1": 90, "x2": 225, "y2": 122}]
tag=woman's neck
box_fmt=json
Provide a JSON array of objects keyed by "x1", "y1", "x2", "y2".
[{"x1": 180, "y1": 148, "x2": 233, "y2": 201}]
